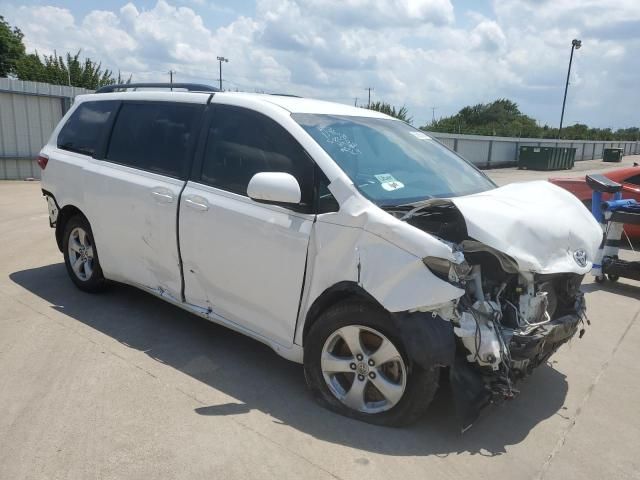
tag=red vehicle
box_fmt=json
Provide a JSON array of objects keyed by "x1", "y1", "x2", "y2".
[{"x1": 549, "y1": 165, "x2": 640, "y2": 239}]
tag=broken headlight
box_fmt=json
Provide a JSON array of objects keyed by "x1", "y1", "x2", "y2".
[{"x1": 423, "y1": 254, "x2": 471, "y2": 284}]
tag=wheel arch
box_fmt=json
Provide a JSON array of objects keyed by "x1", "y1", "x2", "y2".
[
  {"x1": 55, "y1": 204, "x2": 88, "y2": 252},
  {"x1": 301, "y1": 281, "x2": 383, "y2": 346},
  {"x1": 301, "y1": 282, "x2": 457, "y2": 370}
]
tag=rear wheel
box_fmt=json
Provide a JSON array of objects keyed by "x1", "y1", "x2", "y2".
[
  {"x1": 304, "y1": 301, "x2": 439, "y2": 426},
  {"x1": 63, "y1": 215, "x2": 106, "y2": 292}
]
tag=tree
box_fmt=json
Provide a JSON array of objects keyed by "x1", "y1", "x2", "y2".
[
  {"x1": 366, "y1": 101, "x2": 413, "y2": 124},
  {"x1": 421, "y1": 98, "x2": 638, "y2": 140},
  {"x1": 423, "y1": 98, "x2": 539, "y2": 137},
  {"x1": 0, "y1": 15, "x2": 25, "y2": 77},
  {"x1": 15, "y1": 50, "x2": 125, "y2": 89}
]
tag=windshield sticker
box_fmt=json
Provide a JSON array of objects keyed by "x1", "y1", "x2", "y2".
[
  {"x1": 318, "y1": 126, "x2": 361, "y2": 155},
  {"x1": 409, "y1": 131, "x2": 430, "y2": 140},
  {"x1": 374, "y1": 173, "x2": 405, "y2": 191}
]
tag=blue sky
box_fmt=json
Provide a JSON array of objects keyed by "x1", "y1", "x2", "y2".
[{"x1": 2, "y1": 0, "x2": 638, "y2": 129}]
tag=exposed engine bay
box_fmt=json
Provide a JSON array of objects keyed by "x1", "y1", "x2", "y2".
[{"x1": 385, "y1": 201, "x2": 589, "y2": 429}]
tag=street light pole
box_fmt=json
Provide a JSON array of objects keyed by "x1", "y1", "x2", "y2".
[
  {"x1": 558, "y1": 39, "x2": 581, "y2": 139},
  {"x1": 216, "y1": 56, "x2": 228, "y2": 91}
]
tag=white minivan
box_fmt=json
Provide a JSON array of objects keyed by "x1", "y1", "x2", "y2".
[{"x1": 39, "y1": 83, "x2": 602, "y2": 428}]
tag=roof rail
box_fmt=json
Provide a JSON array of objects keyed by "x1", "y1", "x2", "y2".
[{"x1": 95, "y1": 82, "x2": 220, "y2": 93}]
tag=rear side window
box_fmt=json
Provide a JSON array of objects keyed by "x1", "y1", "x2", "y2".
[
  {"x1": 200, "y1": 105, "x2": 314, "y2": 207},
  {"x1": 106, "y1": 102, "x2": 203, "y2": 178},
  {"x1": 57, "y1": 101, "x2": 117, "y2": 157}
]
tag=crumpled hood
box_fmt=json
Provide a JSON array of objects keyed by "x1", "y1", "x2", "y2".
[{"x1": 450, "y1": 181, "x2": 602, "y2": 274}]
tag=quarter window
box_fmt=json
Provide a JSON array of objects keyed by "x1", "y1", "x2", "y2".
[
  {"x1": 106, "y1": 102, "x2": 203, "y2": 178},
  {"x1": 200, "y1": 105, "x2": 314, "y2": 207},
  {"x1": 57, "y1": 101, "x2": 117, "y2": 157}
]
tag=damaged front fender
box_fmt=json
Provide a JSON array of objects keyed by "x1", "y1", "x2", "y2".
[{"x1": 295, "y1": 178, "x2": 466, "y2": 346}]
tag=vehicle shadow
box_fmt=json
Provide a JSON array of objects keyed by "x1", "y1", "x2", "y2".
[
  {"x1": 10, "y1": 263, "x2": 570, "y2": 457},
  {"x1": 582, "y1": 279, "x2": 640, "y2": 300}
]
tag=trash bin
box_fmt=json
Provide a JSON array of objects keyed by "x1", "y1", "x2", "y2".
[
  {"x1": 519, "y1": 146, "x2": 576, "y2": 170},
  {"x1": 603, "y1": 148, "x2": 623, "y2": 163}
]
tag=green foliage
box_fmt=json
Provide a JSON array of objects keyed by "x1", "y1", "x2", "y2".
[
  {"x1": 424, "y1": 98, "x2": 540, "y2": 137},
  {"x1": 15, "y1": 50, "x2": 127, "y2": 89},
  {"x1": 0, "y1": 15, "x2": 25, "y2": 77},
  {"x1": 366, "y1": 101, "x2": 413, "y2": 124},
  {"x1": 422, "y1": 98, "x2": 639, "y2": 141}
]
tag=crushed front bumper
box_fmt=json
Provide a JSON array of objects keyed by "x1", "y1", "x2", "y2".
[
  {"x1": 451, "y1": 308, "x2": 584, "y2": 431},
  {"x1": 509, "y1": 311, "x2": 582, "y2": 376}
]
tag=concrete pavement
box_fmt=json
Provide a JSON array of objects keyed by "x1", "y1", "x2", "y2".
[{"x1": 0, "y1": 161, "x2": 638, "y2": 480}]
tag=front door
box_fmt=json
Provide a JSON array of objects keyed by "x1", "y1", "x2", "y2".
[{"x1": 179, "y1": 105, "x2": 316, "y2": 345}]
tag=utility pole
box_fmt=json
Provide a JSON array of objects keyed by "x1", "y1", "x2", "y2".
[
  {"x1": 431, "y1": 106, "x2": 438, "y2": 123},
  {"x1": 168, "y1": 70, "x2": 174, "y2": 91},
  {"x1": 365, "y1": 87, "x2": 373, "y2": 108},
  {"x1": 558, "y1": 39, "x2": 582, "y2": 139},
  {"x1": 217, "y1": 56, "x2": 228, "y2": 91},
  {"x1": 354, "y1": 97, "x2": 358, "y2": 107}
]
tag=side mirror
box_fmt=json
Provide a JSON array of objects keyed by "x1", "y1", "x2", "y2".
[{"x1": 247, "y1": 172, "x2": 301, "y2": 205}]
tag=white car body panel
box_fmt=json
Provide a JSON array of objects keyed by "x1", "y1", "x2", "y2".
[
  {"x1": 83, "y1": 161, "x2": 184, "y2": 298},
  {"x1": 179, "y1": 181, "x2": 314, "y2": 347},
  {"x1": 450, "y1": 180, "x2": 602, "y2": 274}
]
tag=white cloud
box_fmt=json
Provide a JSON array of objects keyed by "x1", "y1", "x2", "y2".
[
  {"x1": 470, "y1": 19, "x2": 507, "y2": 53},
  {"x1": 2, "y1": 0, "x2": 638, "y2": 128}
]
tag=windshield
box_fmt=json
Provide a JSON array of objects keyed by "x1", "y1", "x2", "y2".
[{"x1": 293, "y1": 113, "x2": 495, "y2": 206}]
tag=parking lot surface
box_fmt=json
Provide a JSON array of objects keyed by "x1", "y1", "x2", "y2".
[{"x1": 1, "y1": 159, "x2": 639, "y2": 480}]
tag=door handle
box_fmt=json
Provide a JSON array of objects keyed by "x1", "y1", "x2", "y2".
[
  {"x1": 151, "y1": 189, "x2": 175, "y2": 203},
  {"x1": 183, "y1": 196, "x2": 209, "y2": 211}
]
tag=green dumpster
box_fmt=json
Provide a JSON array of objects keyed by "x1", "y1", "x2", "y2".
[
  {"x1": 603, "y1": 148, "x2": 623, "y2": 162},
  {"x1": 518, "y1": 146, "x2": 576, "y2": 170}
]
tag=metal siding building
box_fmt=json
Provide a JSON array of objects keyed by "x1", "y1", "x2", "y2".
[{"x1": 0, "y1": 78, "x2": 92, "y2": 179}]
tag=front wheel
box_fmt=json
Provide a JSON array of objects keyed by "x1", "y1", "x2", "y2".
[
  {"x1": 62, "y1": 214, "x2": 107, "y2": 292},
  {"x1": 304, "y1": 301, "x2": 439, "y2": 426}
]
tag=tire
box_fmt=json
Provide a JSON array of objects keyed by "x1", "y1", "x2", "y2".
[
  {"x1": 303, "y1": 300, "x2": 439, "y2": 427},
  {"x1": 62, "y1": 214, "x2": 107, "y2": 292}
]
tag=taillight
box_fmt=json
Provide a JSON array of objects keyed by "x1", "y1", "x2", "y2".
[{"x1": 37, "y1": 155, "x2": 49, "y2": 170}]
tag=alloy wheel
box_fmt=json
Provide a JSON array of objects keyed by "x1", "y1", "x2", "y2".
[
  {"x1": 67, "y1": 226, "x2": 95, "y2": 281},
  {"x1": 321, "y1": 324, "x2": 407, "y2": 414}
]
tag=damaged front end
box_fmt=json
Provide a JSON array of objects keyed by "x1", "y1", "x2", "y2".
[
  {"x1": 385, "y1": 192, "x2": 593, "y2": 431},
  {"x1": 433, "y1": 256, "x2": 586, "y2": 430}
]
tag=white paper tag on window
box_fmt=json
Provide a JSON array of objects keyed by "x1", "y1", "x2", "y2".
[
  {"x1": 409, "y1": 131, "x2": 430, "y2": 140},
  {"x1": 374, "y1": 173, "x2": 405, "y2": 191}
]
